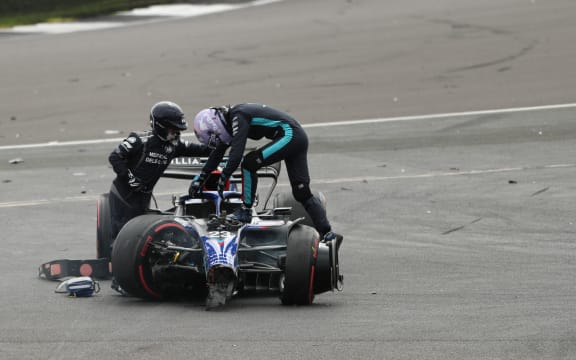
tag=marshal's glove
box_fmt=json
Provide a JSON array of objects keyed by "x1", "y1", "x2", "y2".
[
  {"x1": 127, "y1": 170, "x2": 143, "y2": 191},
  {"x1": 188, "y1": 173, "x2": 207, "y2": 197},
  {"x1": 217, "y1": 174, "x2": 228, "y2": 199}
]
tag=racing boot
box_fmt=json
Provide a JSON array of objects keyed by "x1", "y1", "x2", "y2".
[
  {"x1": 323, "y1": 231, "x2": 343, "y2": 251},
  {"x1": 227, "y1": 205, "x2": 252, "y2": 224}
]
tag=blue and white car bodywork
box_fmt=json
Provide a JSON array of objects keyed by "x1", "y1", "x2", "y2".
[{"x1": 109, "y1": 159, "x2": 342, "y2": 308}]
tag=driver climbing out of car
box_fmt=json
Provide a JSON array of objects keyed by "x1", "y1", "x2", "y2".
[
  {"x1": 108, "y1": 101, "x2": 211, "y2": 243},
  {"x1": 189, "y1": 103, "x2": 343, "y2": 249}
]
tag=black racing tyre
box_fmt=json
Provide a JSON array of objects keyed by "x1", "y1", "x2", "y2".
[
  {"x1": 281, "y1": 224, "x2": 319, "y2": 305},
  {"x1": 272, "y1": 191, "x2": 326, "y2": 228},
  {"x1": 111, "y1": 214, "x2": 192, "y2": 300},
  {"x1": 96, "y1": 193, "x2": 114, "y2": 259}
]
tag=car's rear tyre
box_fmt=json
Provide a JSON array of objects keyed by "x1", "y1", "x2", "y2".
[
  {"x1": 272, "y1": 191, "x2": 326, "y2": 228},
  {"x1": 281, "y1": 224, "x2": 319, "y2": 305},
  {"x1": 111, "y1": 215, "x2": 192, "y2": 300},
  {"x1": 96, "y1": 193, "x2": 114, "y2": 259}
]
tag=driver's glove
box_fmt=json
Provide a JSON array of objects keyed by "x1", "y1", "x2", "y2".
[
  {"x1": 127, "y1": 170, "x2": 143, "y2": 191},
  {"x1": 217, "y1": 174, "x2": 228, "y2": 199},
  {"x1": 188, "y1": 172, "x2": 207, "y2": 197}
]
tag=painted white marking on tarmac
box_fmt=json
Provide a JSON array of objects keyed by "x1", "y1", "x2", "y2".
[
  {"x1": 119, "y1": 0, "x2": 280, "y2": 17},
  {"x1": 303, "y1": 102, "x2": 576, "y2": 128},
  {"x1": 308, "y1": 164, "x2": 576, "y2": 185},
  {"x1": 1, "y1": 163, "x2": 573, "y2": 208},
  {"x1": 6, "y1": 22, "x2": 124, "y2": 34},
  {"x1": 1, "y1": 0, "x2": 282, "y2": 34},
  {"x1": 0, "y1": 138, "x2": 123, "y2": 150},
  {"x1": 2, "y1": 102, "x2": 576, "y2": 151}
]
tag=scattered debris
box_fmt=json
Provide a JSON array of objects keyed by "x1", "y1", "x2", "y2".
[
  {"x1": 105, "y1": 130, "x2": 120, "y2": 135},
  {"x1": 442, "y1": 217, "x2": 483, "y2": 235},
  {"x1": 508, "y1": 180, "x2": 517, "y2": 184},
  {"x1": 531, "y1": 187, "x2": 549, "y2": 197},
  {"x1": 2, "y1": 179, "x2": 11, "y2": 183},
  {"x1": 9, "y1": 158, "x2": 23, "y2": 164}
]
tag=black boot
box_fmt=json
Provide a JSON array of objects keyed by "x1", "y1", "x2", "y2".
[
  {"x1": 323, "y1": 231, "x2": 343, "y2": 251},
  {"x1": 226, "y1": 205, "x2": 252, "y2": 223}
]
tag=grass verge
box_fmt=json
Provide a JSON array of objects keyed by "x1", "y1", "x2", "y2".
[{"x1": 0, "y1": 0, "x2": 176, "y2": 28}]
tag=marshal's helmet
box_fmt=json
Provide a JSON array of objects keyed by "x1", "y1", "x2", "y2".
[
  {"x1": 149, "y1": 101, "x2": 187, "y2": 142},
  {"x1": 193, "y1": 107, "x2": 232, "y2": 149}
]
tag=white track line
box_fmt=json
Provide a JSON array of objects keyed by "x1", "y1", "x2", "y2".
[
  {"x1": 1, "y1": 163, "x2": 574, "y2": 209},
  {"x1": 1, "y1": 0, "x2": 282, "y2": 34},
  {"x1": 2, "y1": 102, "x2": 576, "y2": 151},
  {"x1": 303, "y1": 102, "x2": 576, "y2": 128}
]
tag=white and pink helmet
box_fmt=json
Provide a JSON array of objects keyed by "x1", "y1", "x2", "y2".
[{"x1": 193, "y1": 108, "x2": 232, "y2": 149}]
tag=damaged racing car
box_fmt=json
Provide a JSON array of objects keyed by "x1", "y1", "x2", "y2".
[{"x1": 106, "y1": 157, "x2": 343, "y2": 308}]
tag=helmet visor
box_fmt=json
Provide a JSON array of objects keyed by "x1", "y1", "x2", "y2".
[
  {"x1": 206, "y1": 133, "x2": 221, "y2": 149},
  {"x1": 194, "y1": 129, "x2": 221, "y2": 149}
]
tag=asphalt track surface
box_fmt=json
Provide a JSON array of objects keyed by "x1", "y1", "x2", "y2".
[{"x1": 1, "y1": 0, "x2": 576, "y2": 359}]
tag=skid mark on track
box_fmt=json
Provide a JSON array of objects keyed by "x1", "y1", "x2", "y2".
[{"x1": 423, "y1": 18, "x2": 537, "y2": 73}]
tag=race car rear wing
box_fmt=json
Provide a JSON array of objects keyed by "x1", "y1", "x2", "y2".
[{"x1": 163, "y1": 156, "x2": 281, "y2": 182}]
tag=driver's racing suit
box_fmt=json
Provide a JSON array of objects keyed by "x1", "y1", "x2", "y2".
[{"x1": 200, "y1": 103, "x2": 333, "y2": 236}]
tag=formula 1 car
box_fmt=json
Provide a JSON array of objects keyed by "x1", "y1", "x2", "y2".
[{"x1": 105, "y1": 157, "x2": 343, "y2": 307}]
